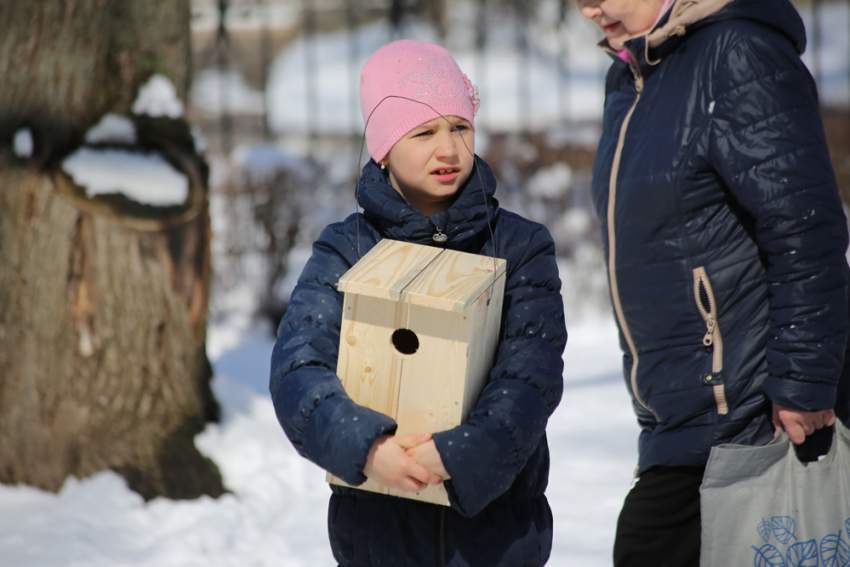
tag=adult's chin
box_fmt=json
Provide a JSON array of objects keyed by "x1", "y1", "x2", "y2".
[{"x1": 607, "y1": 36, "x2": 626, "y2": 51}]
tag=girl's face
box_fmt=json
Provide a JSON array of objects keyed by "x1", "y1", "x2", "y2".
[
  {"x1": 575, "y1": 0, "x2": 665, "y2": 50},
  {"x1": 382, "y1": 116, "x2": 475, "y2": 217}
]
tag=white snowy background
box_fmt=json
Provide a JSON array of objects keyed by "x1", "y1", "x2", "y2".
[
  {"x1": 2, "y1": 0, "x2": 849, "y2": 565},
  {"x1": 0, "y1": 304, "x2": 635, "y2": 567}
]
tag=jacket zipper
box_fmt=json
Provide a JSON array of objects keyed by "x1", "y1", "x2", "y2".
[
  {"x1": 606, "y1": 54, "x2": 653, "y2": 415},
  {"x1": 692, "y1": 266, "x2": 728, "y2": 415}
]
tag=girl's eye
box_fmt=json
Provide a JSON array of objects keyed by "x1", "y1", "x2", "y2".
[
  {"x1": 452, "y1": 124, "x2": 469, "y2": 132},
  {"x1": 414, "y1": 130, "x2": 432, "y2": 138}
]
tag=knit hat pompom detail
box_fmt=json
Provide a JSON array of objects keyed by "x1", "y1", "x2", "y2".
[{"x1": 360, "y1": 40, "x2": 478, "y2": 163}]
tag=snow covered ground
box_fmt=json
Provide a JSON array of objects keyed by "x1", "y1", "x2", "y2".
[
  {"x1": 7, "y1": 1, "x2": 847, "y2": 564},
  {"x1": 0, "y1": 289, "x2": 639, "y2": 566}
]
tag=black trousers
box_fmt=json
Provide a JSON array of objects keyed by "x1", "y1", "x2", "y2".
[{"x1": 612, "y1": 465, "x2": 705, "y2": 567}]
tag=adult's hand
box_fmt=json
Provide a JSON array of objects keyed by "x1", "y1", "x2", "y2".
[
  {"x1": 363, "y1": 433, "x2": 443, "y2": 492},
  {"x1": 772, "y1": 402, "x2": 835, "y2": 445}
]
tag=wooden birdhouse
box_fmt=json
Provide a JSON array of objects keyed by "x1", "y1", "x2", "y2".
[{"x1": 327, "y1": 239, "x2": 507, "y2": 505}]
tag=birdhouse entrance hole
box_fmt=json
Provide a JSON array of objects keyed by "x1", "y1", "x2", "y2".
[{"x1": 392, "y1": 328, "x2": 419, "y2": 355}]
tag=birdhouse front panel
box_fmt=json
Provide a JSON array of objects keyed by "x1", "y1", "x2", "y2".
[
  {"x1": 335, "y1": 293, "x2": 405, "y2": 419},
  {"x1": 392, "y1": 302, "x2": 474, "y2": 437},
  {"x1": 327, "y1": 239, "x2": 506, "y2": 506}
]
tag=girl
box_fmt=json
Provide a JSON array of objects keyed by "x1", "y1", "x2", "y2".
[
  {"x1": 575, "y1": 0, "x2": 850, "y2": 564},
  {"x1": 269, "y1": 40, "x2": 567, "y2": 567}
]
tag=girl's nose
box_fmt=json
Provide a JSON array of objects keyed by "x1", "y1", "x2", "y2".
[{"x1": 435, "y1": 130, "x2": 459, "y2": 158}]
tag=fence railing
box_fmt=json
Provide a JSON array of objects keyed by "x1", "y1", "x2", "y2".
[
  {"x1": 190, "y1": 0, "x2": 850, "y2": 156},
  {"x1": 197, "y1": 0, "x2": 850, "y2": 319}
]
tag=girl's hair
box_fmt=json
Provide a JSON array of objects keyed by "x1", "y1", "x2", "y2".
[{"x1": 359, "y1": 40, "x2": 479, "y2": 163}]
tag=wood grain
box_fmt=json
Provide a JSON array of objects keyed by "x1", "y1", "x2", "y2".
[{"x1": 329, "y1": 239, "x2": 506, "y2": 506}]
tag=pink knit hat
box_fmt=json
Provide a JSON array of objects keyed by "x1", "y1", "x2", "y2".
[{"x1": 360, "y1": 40, "x2": 480, "y2": 163}]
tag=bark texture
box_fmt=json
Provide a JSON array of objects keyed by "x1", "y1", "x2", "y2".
[
  {"x1": 0, "y1": 0, "x2": 224, "y2": 500},
  {"x1": 0, "y1": 0, "x2": 190, "y2": 156}
]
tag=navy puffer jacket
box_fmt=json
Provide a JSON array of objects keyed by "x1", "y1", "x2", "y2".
[
  {"x1": 270, "y1": 158, "x2": 566, "y2": 567},
  {"x1": 591, "y1": 0, "x2": 850, "y2": 474}
]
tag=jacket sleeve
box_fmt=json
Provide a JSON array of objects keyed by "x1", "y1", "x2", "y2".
[
  {"x1": 269, "y1": 222, "x2": 396, "y2": 486},
  {"x1": 707, "y1": 31, "x2": 849, "y2": 411},
  {"x1": 432, "y1": 224, "x2": 567, "y2": 517}
]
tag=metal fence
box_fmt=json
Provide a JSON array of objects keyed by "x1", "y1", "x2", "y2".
[
  {"x1": 190, "y1": 0, "x2": 850, "y2": 156},
  {"x1": 196, "y1": 0, "x2": 850, "y2": 319}
]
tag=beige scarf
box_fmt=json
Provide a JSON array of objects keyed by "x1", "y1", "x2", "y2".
[{"x1": 644, "y1": 0, "x2": 734, "y2": 63}]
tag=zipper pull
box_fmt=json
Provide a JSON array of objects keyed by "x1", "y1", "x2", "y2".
[
  {"x1": 703, "y1": 317, "x2": 715, "y2": 346},
  {"x1": 432, "y1": 229, "x2": 447, "y2": 243}
]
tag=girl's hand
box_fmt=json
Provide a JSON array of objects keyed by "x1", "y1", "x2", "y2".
[
  {"x1": 772, "y1": 402, "x2": 835, "y2": 445},
  {"x1": 363, "y1": 434, "x2": 443, "y2": 492},
  {"x1": 406, "y1": 439, "x2": 450, "y2": 480}
]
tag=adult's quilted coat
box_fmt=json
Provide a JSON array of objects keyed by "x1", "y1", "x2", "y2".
[{"x1": 591, "y1": 0, "x2": 850, "y2": 475}]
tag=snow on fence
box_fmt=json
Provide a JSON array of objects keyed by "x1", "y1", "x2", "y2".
[
  {"x1": 189, "y1": 0, "x2": 850, "y2": 154},
  {"x1": 189, "y1": 0, "x2": 850, "y2": 321}
]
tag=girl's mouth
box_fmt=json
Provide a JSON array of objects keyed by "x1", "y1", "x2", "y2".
[{"x1": 432, "y1": 168, "x2": 460, "y2": 182}]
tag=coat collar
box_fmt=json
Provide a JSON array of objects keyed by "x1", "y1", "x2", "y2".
[
  {"x1": 601, "y1": 0, "x2": 805, "y2": 71},
  {"x1": 644, "y1": 0, "x2": 734, "y2": 52},
  {"x1": 598, "y1": 0, "x2": 733, "y2": 72},
  {"x1": 356, "y1": 157, "x2": 500, "y2": 250}
]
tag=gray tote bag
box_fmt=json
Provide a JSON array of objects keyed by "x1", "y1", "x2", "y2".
[{"x1": 700, "y1": 421, "x2": 850, "y2": 567}]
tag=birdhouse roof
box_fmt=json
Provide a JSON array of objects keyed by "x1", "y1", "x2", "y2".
[{"x1": 338, "y1": 239, "x2": 506, "y2": 313}]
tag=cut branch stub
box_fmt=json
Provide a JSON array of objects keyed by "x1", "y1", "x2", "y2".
[{"x1": 53, "y1": 148, "x2": 206, "y2": 231}]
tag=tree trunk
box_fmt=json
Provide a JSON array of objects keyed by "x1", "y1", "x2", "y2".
[{"x1": 0, "y1": 0, "x2": 224, "y2": 500}]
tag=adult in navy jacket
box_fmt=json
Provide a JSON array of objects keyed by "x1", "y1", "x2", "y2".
[
  {"x1": 577, "y1": 0, "x2": 850, "y2": 563},
  {"x1": 269, "y1": 155, "x2": 567, "y2": 567}
]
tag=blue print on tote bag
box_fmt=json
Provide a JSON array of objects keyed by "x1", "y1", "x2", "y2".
[
  {"x1": 819, "y1": 528, "x2": 850, "y2": 567},
  {"x1": 760, "y1": 519, "x2": 775, "y2": 543},
  {"x1": 773, "y1": 517, "x2": 798, "y2": 545},
  {"x1": 752, "y1": 516, "x2": 850, "y2": 567},
  {"x1": 787, "y1": 540, "x2": 819, "y2": 567},
  {"x1": 701, "y1": 422, "x2": 850, "y2": 567},
  {"x1": 753, "y1": 544, "x2": 785, "y2": 567}
]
